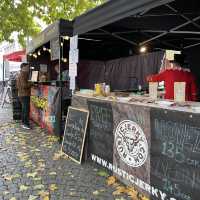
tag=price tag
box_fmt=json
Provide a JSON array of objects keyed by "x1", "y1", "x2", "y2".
[
  {"x1": 149, "y1": 82, "x2": 158, "y2": 99},
  {"x1": 174, "y1": 82, "x2": 186, "y2": 102}
]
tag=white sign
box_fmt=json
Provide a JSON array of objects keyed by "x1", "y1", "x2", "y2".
[
  {"x1": 115, "y1": 120, "x2": 148, "y2": 168},
  {"x1": 70, "y1": 35, "x2": 78, "y2": 50},
  {"x1": 69, "y1": 49, "x2": 79, "y2": 64},
  {"x1": 174, "y1": 82, "x2": 186, "y2": 102},
  {"x1": 69, "y1": 63, "x2": 77, "y2": 77},
  {"x1": 70, "y1": 76, "x2": 76, "y2": 90},
  {"x1": 149, "y1": 82, "x2": 158, "y2": 100}
]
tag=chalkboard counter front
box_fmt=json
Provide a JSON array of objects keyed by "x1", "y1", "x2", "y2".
[{"x1": 72, "y1": 93, "x2": 200, "y2": 200}]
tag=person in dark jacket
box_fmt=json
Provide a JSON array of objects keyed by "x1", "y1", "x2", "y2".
[{"x1": 16, "y1": 63, "x2": 31, "y2": 129}]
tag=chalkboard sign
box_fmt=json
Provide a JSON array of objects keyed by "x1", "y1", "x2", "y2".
[
  {"x1": 61, "y1": 107, "x2": 89, "y2": 164},
  {"x1": 150, "y1": 108, "x2": 200, "y2": 200},
  {"x1": 88, "y1": 101, "x2": 114, "y2": 163}
]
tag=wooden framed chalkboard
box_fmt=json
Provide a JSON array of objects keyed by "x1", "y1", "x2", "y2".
[{"x1": 61, "y1": 106, "x2": 89, "y2": 164}]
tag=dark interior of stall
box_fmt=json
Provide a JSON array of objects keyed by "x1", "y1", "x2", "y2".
[
  {"x1": 76, "y1": 0, "x2": 200, "y2": 98},
  {"x1": 27, "y1": 39, "x2": 70, "y2": 82}
]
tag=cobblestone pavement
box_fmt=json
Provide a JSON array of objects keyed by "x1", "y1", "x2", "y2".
[
  {"x1": 0, "y1": 108, "x2": 136, "y2": 200},
  {"x1": 0, "y1": 104, "x2": 12, "y2": 125}
]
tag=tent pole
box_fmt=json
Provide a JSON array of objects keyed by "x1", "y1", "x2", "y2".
[
  {"x1": 99, "y1": 28, "x2": 138, "y2": 46},
  {"x1": 165, "y1": 4, "x2": 200, "y2": 29},
  {"x1": 140, "y1": 16, "x2": 200, "y2": 46},
  {"x1": 2, "y1": 60, "x2": 5, "y2": 87},
  {"x1": 184, "y1": 42, "x2": 200, "y2": 49}
]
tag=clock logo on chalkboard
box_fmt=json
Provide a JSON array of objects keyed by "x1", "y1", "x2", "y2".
[{"x1": 115, "y1": 120, "x2": 148, "y2": 167}]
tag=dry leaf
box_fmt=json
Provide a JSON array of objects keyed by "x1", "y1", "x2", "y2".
[
  {"x1": 28, "y1": 195, "x2": 38, "y2": 200},
  {"x1": 69, "y1": 192, "x2": 76, "y2": 196},
  {"x1": 97, "y1": 170, "x2": 109, "y2": 177},
  {"x1": 126, "y1": 186, "x2": 138, "y2": 199},
  {"x1": 38, "y1": 190, "x2": 49, "y2": 200},
  {"x1": 19, "y1": 185, "x2": 29, "y2": 191},
  {"x1": 53, "y1": 151, "x2": 63, "y2": 160},
  {"x1": 49, "y1": 184, "x2": 58, "y2": 191},
  {"x1": 49, "y1": 172, "x2": 57, "y2": 175},
  {"x1": 141, "y1": 196, "x2": 150, "y2": 200},
  {"x1": 3, "y1": 174, "x2": 13, "y2": 181},
  {"x1": 9, "y1": 197, "x2": 16, "y2": 200},
  {"x1": 27, "y1": 172, "x2": 37, "y2": 178},
  {"x1": 93, "y1": 190, "x2": 100, "y2": 195},
  {"x1": 34, "y1": 184, "x2": 45, "y2": 190},
  {"x1": 3, "y1": 191, "x2": 10, "y2": 195},
  {"x1": 33, "y1": 177, "x2": 42, "y2": 181},
  {"x1": 112, "y1": 186, "x2": 126, "y2": 196},
  {"x1": 107, "y1": 176, "x2": 117, "y2": 186}
]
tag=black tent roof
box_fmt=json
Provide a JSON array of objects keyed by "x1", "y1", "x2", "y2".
[
  {"x1": 73, "y1": 0, "x2": 174, "y2": 35},
  {"x1": 27, "y1": 19, "x2": 73, "y2": 54},
  {"x1": 74, "y1": 0, "x2": 200, "y2": 51}
]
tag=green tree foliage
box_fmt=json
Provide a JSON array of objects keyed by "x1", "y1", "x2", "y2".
[{"x1": 0, "y1": 0, "x2": 104, "y2": 46}]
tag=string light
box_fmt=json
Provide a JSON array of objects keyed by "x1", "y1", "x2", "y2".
[
  {"x1": 62, "y1": 58, "x2": 67, "y2": 62},
  {"x1": 61, "y1": 42, "x2": 64, "y2": 47},
  {"x1": 63, "y1": 36, "x2": 69, "y2": 40},
  {"x1": 37, "y1": 51, "x2": 41, "y2": 56},
  {"x1": 48, "y1": 49, "x2": 51, "y2": 53},
  {"x1": 43, "y1": 47, "x2": 47, "y2": 51}
]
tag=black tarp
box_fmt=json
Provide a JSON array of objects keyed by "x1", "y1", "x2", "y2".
[
  {"x1": 73, "y1": 0, "x2": 174, "y2": 35},
  {"x1": 77, "y1": 51, "x2": 164, "y2": 90},
  {"x1": 27, "y1": 19, "x2": 73, "y2": 53}
]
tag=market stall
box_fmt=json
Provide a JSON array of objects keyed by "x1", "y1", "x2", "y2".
[
  {"x1": 71, "y1": 93, "x2": 200, "y2": 200},
  {"x1": 26, "y1": 19, "x2": 73, "y2": 136},
  {"x1": 69, "y1": 0, "x2": 200, "y2": 200}
]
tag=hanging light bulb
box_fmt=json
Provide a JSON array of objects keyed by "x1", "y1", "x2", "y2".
[
  {"x1": 61, "y1": 42, "x2": 64, "y2": 47},
  {"x1": 38, "y1": 51, "x2": 41, "y2": 56},
  {"x1": 48, "y1": 49, "x2": 51, "y2": 53},
  {"x1": 139, "y1": 46, "x2": 147, "y2": 53},
  {"x1": 29, "y1": 53, "x2": 32, "y2": 56},
  {"x1": 43, "y1": 47, "x2": 47, "y2": 51}
]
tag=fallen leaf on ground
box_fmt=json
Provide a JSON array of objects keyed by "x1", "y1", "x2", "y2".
[
  {"x1": 34, "y1": 184, "x2": 45, "y2": 190},
  {"x1": 49, "y1": 172, "x2": 57, "y2": 175},
  {"x1": 9, "y1": 197, "x2": 16, "y2": 200},
  {"x1": 37, "y1": 162, "x2": 45, "y2": 168},
  {"x1": 97, "y1": 170, "x2": 109, "y2": 177},
  {"x1": 3, "y1": 174, "x2": 13, "y2": 181},
  {"x1": 113, "y1": 186, "x2": 126, "y2": 196},
  {"x1": 107, "y1": 176, "x2": 117, "y2": 186},
  {"x1": 69, "y1": 192, "x2": 76, "y2": 196},
  {"x1": 28, "y1": 195, "x2": 38, "y2": 200},
  {"x1": 27, "y1": 172, "x2": 37, "y2": 178},
  {"x1": 33, "y1": 177, "x2": 42, "y2": 181},
  {"x1": 93, "y1": 190, "x2": 100, "y2": 195},
  {"x1": 49, "y1": 184, "x2": 58, "y2": 191},
  {"x1": 53, "y1": 151, "x2": 63, "y2": 160},
  {"x1": 12, "y1": 174, "x2": 20, "y2": 179},
  {"x1": 115, "y1": 198, "x2": 126, "y2": 200},
  {"x1": 3, "y1": 191, "x2": 10, "y2": 195},
  {"x1": 38, "y1": 191, "x2": 49, "y2": 200},
  {"x1": 19, "y1": 185, "x2": 29, "y2": 191},
  {"x1": 126, "y1": 187, "x2": 138, "y2": 198}
]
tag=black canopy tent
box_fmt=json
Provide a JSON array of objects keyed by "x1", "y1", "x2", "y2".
[
  {"x1": 27, "y1": 19, "x2": 73, "y2": 54},
  {"x1": 26, "y1": 19, "x2": 73, "y2": 137},
  {"x1": 73, "y1": 0, "x2": 200, "y2": 92}
]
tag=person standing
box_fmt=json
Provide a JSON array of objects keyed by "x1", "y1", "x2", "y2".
[{"x1": 16, "y1": 63, "x2": 31, "y2": 129}]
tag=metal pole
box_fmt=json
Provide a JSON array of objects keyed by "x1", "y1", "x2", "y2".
[
  {"x1": 140, "y1": 16, "x2": 200, "y2": 46},
  {"x1": 2, "y1": 59, "x2": 5, "y2": 87}
]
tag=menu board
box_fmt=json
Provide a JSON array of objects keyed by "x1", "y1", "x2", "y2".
[
  {"x1": 88, "y1": 100, "x2": 114, "y2": 163},
  {"x1": 61, "y1": 107, "x2": 89, "y2": 164}
]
